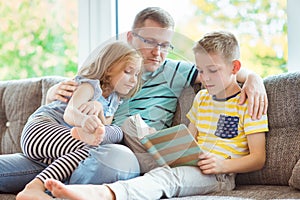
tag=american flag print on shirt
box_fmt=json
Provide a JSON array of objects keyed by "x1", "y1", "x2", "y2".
[{"x1": 214, "y1": 114, "x2": 239, "y2": 139}]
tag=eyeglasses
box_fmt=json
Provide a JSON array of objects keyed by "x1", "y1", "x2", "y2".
[{"x1": 132, "y1": 32, "x2": 174, "y2": 52}]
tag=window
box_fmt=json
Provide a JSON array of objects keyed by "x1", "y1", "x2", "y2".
[
  {"x1": 1, "y1": 1, "x2": 297, "y2": 81},
  {"x1": 0, "y1": 0, "x2": 78, "y2": 80}
]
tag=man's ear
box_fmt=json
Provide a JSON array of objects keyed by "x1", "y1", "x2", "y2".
[
  {"x1": 127, "y1": 31, "x2": 133, "y2": 44},
  {"x1": 232, "y1": 60, "x2": 241, "y2": 74}
]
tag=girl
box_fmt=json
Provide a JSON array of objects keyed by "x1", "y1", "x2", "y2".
[{"x1": 16, "y1": 41, "x2": 142, "y2": 200}]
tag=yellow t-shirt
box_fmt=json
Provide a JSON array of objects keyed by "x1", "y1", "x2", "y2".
[{"x1": 187, "y1": 90, "x2": 268, "y2": 159}]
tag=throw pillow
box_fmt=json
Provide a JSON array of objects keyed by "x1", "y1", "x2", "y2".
[{"x1": 289, "y1": 159, "x2": 300, "y2": 190}]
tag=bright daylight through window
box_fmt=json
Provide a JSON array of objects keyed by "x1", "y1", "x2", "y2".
[
  {"x1": 0, "y1": 0, "x2": 290, "y2": 80},
  {"x1": 0, "y1": 1, "x2": 78, "y2": 80}
]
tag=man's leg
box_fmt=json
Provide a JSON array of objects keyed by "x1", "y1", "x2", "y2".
[
  {"x1": 69, "y1": 144, "x2": 140, "y2": 184},
  {"x1": 121, "y1": 115, "x2": 160, "y2": 173},
  {"x1": 0, "y1": 153, "x2": 47, "y2": 193}
]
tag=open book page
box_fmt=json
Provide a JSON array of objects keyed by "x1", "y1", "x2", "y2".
[
  {"x1": 135, "y1": 114, "x2": 150, "y2": 139},
  {"x1": 140, "y1": 124, "x2": 202, "y2": 167}
]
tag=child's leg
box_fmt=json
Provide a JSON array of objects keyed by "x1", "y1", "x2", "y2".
[
  {"x1": 71, "y1": 124, "x2": 105, "y2": 146},
  {"x1": 69, "y1": 144, "x2": 140, "y2": 184},
  {"x1": 16, "y1": 178, "x2": 52, "y2": 200},
  {"x1": 20, "y1": 117, "x2": 91, "y2": 197},
  {"x1": 107, "y1": 166, "x2": 225, "y2": 200},
  {"x1": 45, "y1": 179, "x2": 114, "y2": 200},
  {"x1": 46, "y1": 166, "x2": 235, "y2": 200}
]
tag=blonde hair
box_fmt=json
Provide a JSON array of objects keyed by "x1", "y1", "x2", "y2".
[
  {"x1": 193, "y1": 31, "x2": 240, "y2": 64},
  {"x1": 78, "y1": 41, "x2": 142, "y2": 98}
]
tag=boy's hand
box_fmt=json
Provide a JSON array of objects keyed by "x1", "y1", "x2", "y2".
[
  {"x1": 46, "y1": 80, "x2": 78, "y2": 104},
  {"x1": 197, "y1": 153, "x2": 224, "y2": 175},
  {"x1": 239, "y1": 73, "x2": 268, "y2": 120}
]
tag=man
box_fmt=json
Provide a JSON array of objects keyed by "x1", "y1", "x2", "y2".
[{"x1": 0, "y1": 7, "x2": 267, "y2": 195}]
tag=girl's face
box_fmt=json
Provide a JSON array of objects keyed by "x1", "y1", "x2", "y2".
[{"x1": 110, "y1": 59, "x2": 141, "y2": 96}]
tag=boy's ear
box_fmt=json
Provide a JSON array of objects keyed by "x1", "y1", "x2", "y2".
[{"x1": 232, "y1": 60, "x2": 241, "y2": 74}]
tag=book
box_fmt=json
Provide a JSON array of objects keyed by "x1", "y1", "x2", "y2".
[{"x1": 139, "y1": 123, "x2": 202, "y2": 167}]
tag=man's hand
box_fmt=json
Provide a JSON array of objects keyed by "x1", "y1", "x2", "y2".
[
  {"x1": 46, "y1": 80, "x2": 78, "y2": 104},
  {"x1": 239, "y1": 73, "x2": 268, "y2": 120}
]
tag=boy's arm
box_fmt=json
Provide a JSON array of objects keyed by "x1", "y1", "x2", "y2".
[
  {"x1": 198, "y1": 132, "x2": 266, "y2": 174},
  {"x1": 46, "y1": 80, "x2": 78, "y2": 104},
  {"x1": 221, "y1": 132, "x2": 266, "y2": 173},
  {"x1": 188, "y1": 122, "x2": 198, "y2": 139}
]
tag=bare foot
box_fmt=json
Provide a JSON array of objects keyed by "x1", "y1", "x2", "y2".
[
  {"x1": 71, "y1": 125, "x2": 105, "y2": 146},
  {"x1": 16, "y1": 178, "x2": 52, "y2": 200},
  {"x1": 45, "y1": 179, "x2": 114, "y2": 200}
]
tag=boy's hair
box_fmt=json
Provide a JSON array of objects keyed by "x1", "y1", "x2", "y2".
[
  {"x1": 193, "y1": 31, "x2": 240, "y2": 64},
  {"x1": 132, "y1": 7, "x2": 175, "y2": 29},
  {"x1": 78, "y1": 41, "x2": 142, "y2": 98}
]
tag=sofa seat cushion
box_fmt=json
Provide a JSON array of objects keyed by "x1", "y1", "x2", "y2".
[{"x1": 289, "y1": 159, "x2": 300, "y2": 190}]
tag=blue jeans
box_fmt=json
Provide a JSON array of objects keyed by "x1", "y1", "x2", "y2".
[{"x1": 0, "y1": 144, "x2": 140, "y2": 193}]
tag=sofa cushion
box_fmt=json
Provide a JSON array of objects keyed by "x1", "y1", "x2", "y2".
[
  {"x1": 0, "y1": 78, "x2": 42, "y2": 154},
  {"x1": 289, "y1": 159, "x2": 300, "y2": 190},
  {"x1": 0, "y1": 76, "x2": 66, "y2": 154},
  {"x1": 236, "y1": 72, "x2": 300, "y2": 185}
]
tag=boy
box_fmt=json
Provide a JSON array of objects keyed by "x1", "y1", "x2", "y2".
[{"x1": 44, "y1": 31, "x2": 269, "y2": 200}]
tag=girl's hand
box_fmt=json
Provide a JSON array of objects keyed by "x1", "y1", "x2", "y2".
[
  {"x1": 81, "y1": 115, "x2": 103, "y2": 133},
  {"x1": 78, "y1": 101, "x2": 103, "y2": 116},
  {"x1": 79, "y1": 101, "x2": 106, "y2": 125},
  {"x1": 197, "y1": 153, "x2": 225, "y2": 175}
]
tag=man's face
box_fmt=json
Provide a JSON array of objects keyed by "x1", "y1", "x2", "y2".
[{"x1": 128, "y1": 19, "x2": 174, "y2": 73}]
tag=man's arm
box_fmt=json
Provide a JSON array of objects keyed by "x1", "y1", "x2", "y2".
[
  {"x1": 46, "y1": 80, "x2": 78, "y2": 104},
  {"x1": 194, "y1": 68, "x2": 268, "y2": 120},
  {"x1": 236, "y1": 68, "x2": 268, "y2": 120}
]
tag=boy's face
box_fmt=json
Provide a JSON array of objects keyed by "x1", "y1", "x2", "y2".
[
  {"x1": 195, "y1": 52, "x2": 237, "y2": 98},
  {"x1": 128, "y1": 19, "x2": 174, "y2": 73}
]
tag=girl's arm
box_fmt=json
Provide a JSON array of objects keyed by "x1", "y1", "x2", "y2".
[
  {"x1": 198, "y1": 132, "x2": 266, "y2": 174},
  {"x1": 103, "y1": 116, "x2": 114, "y2": 125},
  {"x1": 63, "y1": 83, "x2": 95, "y2": 127}
]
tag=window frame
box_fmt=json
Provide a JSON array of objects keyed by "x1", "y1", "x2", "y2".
[{"x1": 78, "y1": 0, "x2": 116, "y2": 67}]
